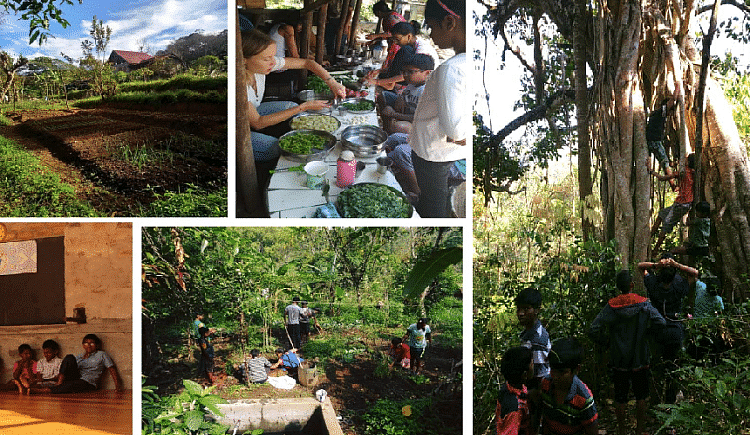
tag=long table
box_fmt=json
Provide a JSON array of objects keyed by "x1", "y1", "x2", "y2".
[{"x1": 267, "y1": 74, "x2": 419, "y2": 218}]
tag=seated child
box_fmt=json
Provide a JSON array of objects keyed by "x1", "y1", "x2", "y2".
[
  {"x1": 11, "y1": 344, "x2": 37, "y2": 394},
  {"x1": 387, "y1": 337, "x2": 410, "y2": 369},
  {"x1": 35, "y1": 339, "x2": 63, "y2": 387},
  {"x1": 673, "y1": 200, "x2": 710, "y2": 259},
  {"x1": 495, "y1": 346, "x2": 533, "y2": 435},
  {"x1": 540, "y1": 338, "x2": 598, "y2": 435},
  {"x1": 380, "y1": 54, "x2": 434, "y2": 135},
  {"x1": 245, "y1": 348, "x2": 272, "y2": 384}
]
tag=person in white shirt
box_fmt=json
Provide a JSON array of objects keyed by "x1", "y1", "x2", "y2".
[
  {"x1": 409, "y1": 0, "x2": 467, "y2": 217},
  {"x1": 35, "y1": 339, "x2": 63, "y2": 386},
  {"x1": 268, "y1": 22, "x2": 300, "y2": 59}
]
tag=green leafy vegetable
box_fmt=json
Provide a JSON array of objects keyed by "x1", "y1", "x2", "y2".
[
  {"x1": 342, "y1": 100, "x2": 374, "y2": 111},
  {"x1": 279, "y1": 133, "x2": 328, "y2": 155},
  {"x1": 338, "y1": 184, "x2": 411, "y2": 218}
]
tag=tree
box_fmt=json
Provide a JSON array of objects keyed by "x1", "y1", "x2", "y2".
[
  {"x1": 80, "y1": 15, "x2": 115, "y2": 97},
  {"x1": 161, "y1": 30, "x2": 228, "y2": 65},
  {"x1": 1, "y1": 0, "x2": 82, "y2": 45},
  {"x1": 480, "y1": 0, "x2": 750, "y2": 301},
  {"x1": 0, "y1": 51, "x2": 27, "y2": 102}
]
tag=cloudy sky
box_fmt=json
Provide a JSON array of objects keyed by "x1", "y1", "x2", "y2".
[{"x1": 0, "y1": 0, "x2": 227, "y2": 61}]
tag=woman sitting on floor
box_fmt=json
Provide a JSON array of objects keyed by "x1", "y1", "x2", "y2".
[
  {"x1": 36, "y1": 333, "x2": 123, "y2": 394},
  {"x1": 241, "y1": 29, "x2": 346, "y2": 165}
]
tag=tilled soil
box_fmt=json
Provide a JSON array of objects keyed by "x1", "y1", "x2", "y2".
[{"x1": 0, "y1": 104, "x2": 227, "y2": 216}]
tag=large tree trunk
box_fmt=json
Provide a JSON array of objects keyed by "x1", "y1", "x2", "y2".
[{"x1": 490, "y1": 0, "x2": 750, "y2": 299}]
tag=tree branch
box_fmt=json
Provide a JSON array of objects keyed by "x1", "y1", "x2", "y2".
[
  {"x1": 697, "y1": 0, "x2": 750, "y2": 15},
  {"x1": 500, "y1": 24, "x2": 536, "y2": 73},
  {"x1": 486, "y1": 88, "x2": 577, "y2": 146}
]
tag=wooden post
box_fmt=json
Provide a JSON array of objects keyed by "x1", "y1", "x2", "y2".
[
  {"x1": 236, "y1": 10, "x2": 266, "y2": 217},
  {"x1": 300, "y1": 0, "x2": 314, "y2": 59},
  {"x1": 349, "y1": 0, "x2": 363, "y2": 45},
  {"x1": 335, "y1": 0, "x2": 353, "y2": 56},
  {"x1": 316, "y1": 3, "x2": 328, "y2": 63}
]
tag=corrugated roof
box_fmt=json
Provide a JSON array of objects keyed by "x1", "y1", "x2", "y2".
[{"x1": 110, "y1": 50, "x2": 153, "y2": 65}]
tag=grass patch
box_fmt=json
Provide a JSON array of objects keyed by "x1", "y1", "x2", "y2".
[
  {"x1": 0, "y1": 135, "x2": 98, "y2": 216},
  {"x1": 104, "y1": 138, "x2": 175, "y2": 171},
  {"x1": 141, "y1": 184, "x2": 227, "y2": 217},
  {"x1": 74, "y1": 88, "x2": 227, "y2": 109},
  {"x1": 0, "y1": 100, "x2": 69, "y2": 112},
  {"x1": 119, "y1": 74, "x2": 227, "y2": 93}
]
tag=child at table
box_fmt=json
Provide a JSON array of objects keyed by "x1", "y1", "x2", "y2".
[
  {"x1": 35, "y1": 339, "x2": 63, "y2": 387},
  {"x1": 381, "y1": 54, "x2": 434, "y2": 135}
]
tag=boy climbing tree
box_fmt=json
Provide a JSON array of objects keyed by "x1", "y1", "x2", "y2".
[{"x1": 647, "y1": 97, "x2": 678, "y2": 190}]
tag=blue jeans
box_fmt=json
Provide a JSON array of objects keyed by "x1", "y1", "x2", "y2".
[{"x1": 252, "y1": 101, "x2": 298, "y2": 162}]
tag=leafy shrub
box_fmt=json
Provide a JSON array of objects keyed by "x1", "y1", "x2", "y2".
[
  {"x1": 143, "y1": 379, "x2": 228, "y2": 435},
  {"x1": 653, "y1": 355, "x2": 750, "y2": 434},
  {"x1": 427, "y1": 296, "x2": 462, "y2": 349},
  {"x1": 362, "y1": 397, "x2": 434, "y2": 435}
]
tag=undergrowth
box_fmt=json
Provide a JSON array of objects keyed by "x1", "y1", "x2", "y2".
[
  {"x1": 74, "y1": 88, "x2": 226, "y2": 108},
  {"x1": 0, "y1": 136, "x2": 97, "y2": 216},
  {"x1": 141, "y1": 184, "x2": 227, "y2": 217}
]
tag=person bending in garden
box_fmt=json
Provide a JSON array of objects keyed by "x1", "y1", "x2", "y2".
[
  {"x1": 590, "y1": 270, "x2": 666, "y2": 435},
  {"x1": 649, "y1": 153, "x2": 696, "y2": 253},
  {"x1": 515, "y1": 288, "x2": 550, "y2": 389},
  {"x1": 495, "y1": 346, "x2": 533, "y2": 435},
  {"x1": 403, "y1": 318, "x2": 431, "y2": 375},
  {"x1": 271, "y1": 347, "x2": 304, "y2": 380},
  {"x1": 388, "y1": 337, "x2": 410, "y2": 369}
]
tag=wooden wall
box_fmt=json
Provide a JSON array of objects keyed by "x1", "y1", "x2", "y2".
[{"x1": 0, "y1": 222, "x2": 133, "y2": 390}]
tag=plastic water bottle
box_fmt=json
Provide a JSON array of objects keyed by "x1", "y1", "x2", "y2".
[{"x1": 336, "y1": 150, "x2": 356, "y2": 188}]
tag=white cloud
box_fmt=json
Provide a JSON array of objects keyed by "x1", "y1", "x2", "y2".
[{"x1": 1, "y1": 0, "x2": 226, "y2": 60}]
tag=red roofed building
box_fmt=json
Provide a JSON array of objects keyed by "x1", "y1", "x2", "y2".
[{"x1": 108, "y1": 50, "x2": 154, "y2": 72}]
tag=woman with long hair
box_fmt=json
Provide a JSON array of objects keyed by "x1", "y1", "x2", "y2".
[{"x1": 241, "y1": 29, "x2": 346, "y2": 164}]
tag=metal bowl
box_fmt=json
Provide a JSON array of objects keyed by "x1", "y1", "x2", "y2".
[
  {"x1": 298, "y1": 89, "x2": 333, "y2": 102},
  {"x1": 289, "y1": 113, "x2": 341, "y2": 133},
  {"x1": 278, "y1": 129, "x2": 337, "y2": 163},
  {"x1": 339, "y1": 98, "x2": 376, "y2": 114},
  {"x1": 340, "y1": 125, "x2": 388, "y2": 158},
  {"x1": 336, "y1": 182, "x2": 414, "y2": 218}
]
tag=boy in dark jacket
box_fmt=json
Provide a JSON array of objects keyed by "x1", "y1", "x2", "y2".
[{"x1": 590, "y1": 270, "x2": 666, "y2": 435}]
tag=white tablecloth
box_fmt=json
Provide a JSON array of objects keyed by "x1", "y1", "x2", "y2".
[{"x1": 267, "y1": 77, "x2": 419, "y2": 218}]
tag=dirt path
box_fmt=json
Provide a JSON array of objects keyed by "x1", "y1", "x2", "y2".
[{"x1": 0, "y1": 105, "x2": 227, "y2": 215}]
